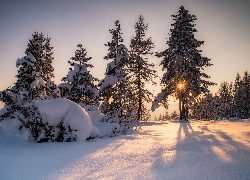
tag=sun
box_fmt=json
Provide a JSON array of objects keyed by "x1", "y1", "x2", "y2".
[{"x1": 178, "y1": 83, "x2": 183, "y2": 89}]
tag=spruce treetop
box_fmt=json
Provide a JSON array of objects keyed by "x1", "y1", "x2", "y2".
[{"x1": 130, "y1": 15, "x2": 154, "y2": 56}]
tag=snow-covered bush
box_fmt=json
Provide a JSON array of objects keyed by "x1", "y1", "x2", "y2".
[{"x1": 38, "y1": 98, "x2": 92, "y2": 142}]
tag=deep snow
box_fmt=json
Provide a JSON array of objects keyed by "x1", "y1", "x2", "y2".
[{"x1": 1, "y1": 119, "x2": 250, "y2": 180}]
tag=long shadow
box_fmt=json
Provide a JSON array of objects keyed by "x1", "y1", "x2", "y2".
[{"x1": 151, "y1": 122, "x2": 250, "y2": 180}]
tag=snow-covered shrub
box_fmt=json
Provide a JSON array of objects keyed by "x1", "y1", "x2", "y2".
[{"x1": 37, "y1": 98, "x2": 92, "y2": 142}]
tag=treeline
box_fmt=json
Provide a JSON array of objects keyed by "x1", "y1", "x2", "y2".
[
  {"x1": 192, "y1": 71, "x2": 250, "y2": 120},
  {"x1": 154, "y1": 110, "x2": 178, "y2": 121}
]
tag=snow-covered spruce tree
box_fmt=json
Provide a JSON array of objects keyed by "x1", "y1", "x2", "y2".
[
  {"x1": 22, "y1": 32, "x2": 59, "y2": 100},
  {"x1": 99, "y1": 20, "x2": 137, "y2": 128},
  {"x1": 129, "y1": 15, "x2": 156, "y2": 122},
  {"x1": 60, "y1": 44, "x2": 99, "y2": 107},
  {"x1": 0, "y1": 32, "x2": 59, "y2": 142},
  {"x1": 216, "y1": 82, "x2": 233, "y2": 119},
  {"x1": 152, "y1": 5, "x2": 215, "y2": 120}
]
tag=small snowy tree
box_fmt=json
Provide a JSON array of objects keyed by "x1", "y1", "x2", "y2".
[
  {"x1": 99, "y1": 20, "x2": 136, "y2": 128},
  {"x1": 152, "y1": 5, "x2": 215, "y2": 120},
  {"x1": 60, "y1": 44, "x2": 99, "y2": 107},
  {"x1": 129, "y1": 15, "x2": 156, "y2": 122}
]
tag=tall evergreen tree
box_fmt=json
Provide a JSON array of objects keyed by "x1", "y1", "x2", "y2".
[
  {"x1": 99, "y1": 20, "x2": 136, "y2": 126},
  {"x1": 60, "y1": 44, "x2": 99, "y2": 107},
  {"x1": 129, "y1": 15, "x2": 156, "y2": 122},
  {"x1": 152, "y1": 5, "x2": 215, "y2": 120}
]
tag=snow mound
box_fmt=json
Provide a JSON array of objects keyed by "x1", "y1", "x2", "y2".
[{"x1": 38, "y1": 98, "x2": 92, "y2": 141}]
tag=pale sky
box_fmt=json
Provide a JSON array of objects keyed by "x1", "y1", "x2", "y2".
[{"x1": 0, "y1": 0, "x2": 249, "y2": 116}]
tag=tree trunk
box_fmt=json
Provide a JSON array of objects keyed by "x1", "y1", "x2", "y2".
[
  {"x1": 182, "y1": 100, "x2": 185, "y2": 120},
  {"x1": 138, "y1": 78, "x2": 142, "y2": 121},
  {"x1": 179, "y1": 90, "x2": 182, "y2": 120}
]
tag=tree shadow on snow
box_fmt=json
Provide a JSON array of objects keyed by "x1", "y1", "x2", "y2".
[{"x1": 151, "y1": 122, "x2": 250, "y2": 180}]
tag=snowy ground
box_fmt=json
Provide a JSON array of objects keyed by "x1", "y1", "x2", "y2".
[{"x1": 1, "y1": 119, "x2": 250, "y2": 180}]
